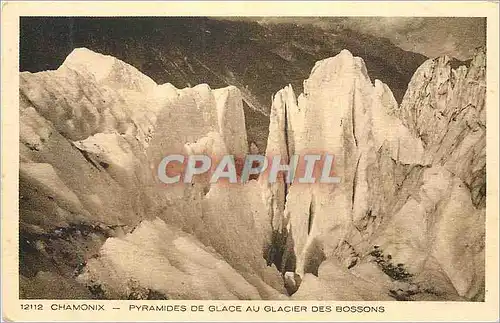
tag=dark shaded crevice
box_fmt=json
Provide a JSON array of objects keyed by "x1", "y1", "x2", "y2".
[
  {"x1": 283, "y1": 97, "x2": 291, "y2": 160},
  {"x1": 24, "y1": 142, "x2": 40, "y2": 151},
  {"x1": 283, "y1": 272, "x2": 302, "y2": 296},
  {"x1": 307, "y1": 199, "x2": 315, "y2": 235},
  {"x1": 72, "y1": 143, "x2": 101, "y2": 171},
  {"x1": 354, "y1": 208, "x2": 376, "y2": 233},
  {"x1": 283, "y1": 99, "x2": 291, "y2": 198},
  {"x1": 303, "y1": 239, "x2": 326, "y2": 277},
  {"x1": 265, "y1": 228, "x2": 296, "y2": 274},
  {"x1": 351, "y1": 85, "x2": 358, "y2": 147},
  {"x1": 242, "y1": 100, "x2": 269, "y2": 155},
  {"x1": 264, "y1": 226, "x2": 298, "y2": 296},
  {"x1": 99, "y1": 161, "x2": 110, "y2": 169},
  {"x1": 450, "y1": 57, "x2": 472, "y2": 70},
  {"x1": 336, "y1": 239, "x2": 361, "y2": 269},
  {"x1": 352, "y1": 155, "x2": 361, "y2": 209},
  {"x1": 347, "y1": 251, "x2": 359, "y2": 269},
  {"x1": 263, "y1": 92, "x2": 296, "y2": 277},
  {"x1": 281, "y1": 226, "x2": 297, "y2": 274}
]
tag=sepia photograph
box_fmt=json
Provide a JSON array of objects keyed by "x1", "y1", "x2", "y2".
[
  {"x1": 2, "y1": 1, "x2": 499, "y2": 322},
  {"x1": 16, "y1": 15, "x2": 487, "y2": 302}
]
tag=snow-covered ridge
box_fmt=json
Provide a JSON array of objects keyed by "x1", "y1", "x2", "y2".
[{"x1": 19, "y1": 47, "x2": 485, "y2": 301}]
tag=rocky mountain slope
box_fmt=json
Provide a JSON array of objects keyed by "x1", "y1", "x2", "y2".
[
  {"x1": 20, "y1": 17, "x2": 427, "y2": 154},
  {"x1": 19, "y1": 46, "x2": 485, "y2": 301}
]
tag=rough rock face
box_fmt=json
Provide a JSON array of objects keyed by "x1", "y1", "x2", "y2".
[
  {"x1": 398, "y1": 49, "x2": 486, "y2": 208},
  {"x1": 264, "y1": 49, "x2": 485, "y2": 301},
  {"x1": 20, "y1": 47, "x2": 485, "y2": 301},
  {"x1": 20, "y1": 48, "x2": 284, "y2": 299}
]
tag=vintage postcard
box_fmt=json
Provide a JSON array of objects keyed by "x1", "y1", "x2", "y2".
[{"x1": 1, "y1": 1, "x2": 499, "y2": 322}]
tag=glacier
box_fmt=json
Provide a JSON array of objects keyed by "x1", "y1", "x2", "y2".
[{"x1": 19, "y1": 47, "x2": 485, "y2": 301}]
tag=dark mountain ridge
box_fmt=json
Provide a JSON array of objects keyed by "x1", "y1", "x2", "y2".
[{"x1": 20, "y1": 17, "x2": 428, "y2": 152}]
